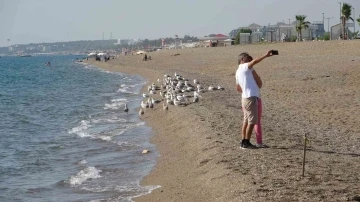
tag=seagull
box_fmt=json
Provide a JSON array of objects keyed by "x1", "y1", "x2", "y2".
[
  {"x1": 167, "y1": 98, "x2": 173, "y2": 105},
  {"x1": 176, "y1": 95, "x2": 184, "y2": 101},
  {"x1": 193, "y1": 97, "x2": 199, "y2": 103},
  {"x1": 217, "y1": 86, "x2": 224, "y2": 90},
  {"x1": 208, "y1": 85, "x2": 215, "y2": 91},
  {"x1": 194, "y1": 79, "x2": 199, "y2": 84},
  {"x1": 194, "y1": 91, "x2": 202, "y2": 98},
  {"x1": 184, "y1": 80, "x2": 192, "y2": 87},
  {"x1": 147, "y1": 98, "x2": 153, "y2": 108},
  {"x1": 139, "y1": 109, "x2": 144, "y2": 116},
  {"x1": 160, "y1": 91, "x2": 165, "y2": 97},
  {"x1": 143, "y1": 93, "x2": 149, "y2": 98},
  {"x1": 163, "y1": 103, "x2": 168, "y2": 111},
  {"x1": 157, "y1": 79, "x2": 161, "y2": 83},
  {"x1": 165, "y1": 93, "x2": 170, "y2": 99},
  {"x1": 149, "y1": 90, "x2": 155, "y2": 94},
  {"x1": 141, "y1": 101, "x2": 148, "y2": 109},
  {"x1": 182, "y1": 94, "x2": 190, "y2": 98},
  {"x1": 173, "y1": 98, "x2": 181, "y2": 106},
  {"x1": 124, "y1": 103, "x2": 129, "y2": 113},
  {"x1": 151, "y1": 98, "x2": 161, "y2": 104}
]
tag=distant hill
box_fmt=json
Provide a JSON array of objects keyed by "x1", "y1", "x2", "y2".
[{"x1": 0, "y1": 36, "x2": 199, "y2": 55}]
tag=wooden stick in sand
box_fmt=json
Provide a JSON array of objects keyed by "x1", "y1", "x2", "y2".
[{"x1": 302, "y1": 133, "x2": 309, "y2": 177}]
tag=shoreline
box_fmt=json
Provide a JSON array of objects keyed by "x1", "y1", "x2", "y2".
[{"x1": 88, "y1": 41, "x2": 360, "y2": 201}]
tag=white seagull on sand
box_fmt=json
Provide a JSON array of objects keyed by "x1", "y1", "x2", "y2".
[
  {"x1": 194, "y1": 91, "x2": 202, "y2": 98},
  {"x1": 141, "y1": 101, "x2": 148, "y2": 109},
  {"x1": 173, "y1": 98, "x2": 181, "y2": 106},
  {"x1": 151, "y1": 98, "x2": 161, "y2": 104}
]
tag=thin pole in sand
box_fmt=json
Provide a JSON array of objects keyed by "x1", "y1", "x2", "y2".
[{"x1": 302, "y1": 133, "x2": 309, "y2": 177}]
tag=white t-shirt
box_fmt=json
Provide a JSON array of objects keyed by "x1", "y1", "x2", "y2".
[{"x1": 236, "y1": 63, "x2": 260, "y2": 98}]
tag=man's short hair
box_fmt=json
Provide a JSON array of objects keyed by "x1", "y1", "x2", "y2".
[{"x1": 238, "y1": 52, "x2": 249, "y2": 65}]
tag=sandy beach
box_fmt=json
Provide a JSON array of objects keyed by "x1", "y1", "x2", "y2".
[{"x1": 89, "y1": 41, "x2": 360, "y2": 202}]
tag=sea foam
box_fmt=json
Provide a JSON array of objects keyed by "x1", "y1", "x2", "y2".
[{"x1": 69, "y1": 166, "x2": 102, "y2": 186}]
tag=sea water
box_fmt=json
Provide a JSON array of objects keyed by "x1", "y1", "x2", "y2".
[{"x1": 0, "y1": 55, "x2": 158, "y2": 202}]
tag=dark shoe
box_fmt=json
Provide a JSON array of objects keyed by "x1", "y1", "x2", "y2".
[
  {"x1": 242, "y1": 141, "x2": 257, "y2": 149},
  {"x1": 240, "y1": 140, "x2": 244, "y2": 148}
]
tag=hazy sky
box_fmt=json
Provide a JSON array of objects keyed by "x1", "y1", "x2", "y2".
[{"x1": 1, "y1": 0, "x2": 360, "y2": 46}]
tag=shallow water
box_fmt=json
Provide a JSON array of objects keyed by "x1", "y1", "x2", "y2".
[{"x1": 0, "y1": 55, "x2": 158, "y2": 202}]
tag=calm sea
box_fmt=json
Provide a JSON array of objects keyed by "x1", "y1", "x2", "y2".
[{"x1": 0, "y1": 55, "x2": 158, "y2": 202}]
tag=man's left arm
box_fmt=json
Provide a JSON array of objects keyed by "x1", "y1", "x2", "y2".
[{"x1": 252, "y1": 70, "x2": 262, "y2": 88}]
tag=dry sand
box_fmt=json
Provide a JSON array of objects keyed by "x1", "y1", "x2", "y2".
[{"x1": 89, "y1": 40, "x2": 360, "y2": 202}]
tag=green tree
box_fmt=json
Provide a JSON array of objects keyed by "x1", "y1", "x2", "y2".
[
  {"x1": 323, "y1": 32, "x2": 330, "y2": 41},
  {"x1": 235, "y1": 29, "x2": 252, "y2": 45},
  {"x1": 295, "y1": 15, "x2": 310, "y2": 41},
  {"x1": 352, "y1": 31, "x2": 359, "y2": 39},
  {"x1": 341, "y1": 3, "x2": 353, "y2": 40}
]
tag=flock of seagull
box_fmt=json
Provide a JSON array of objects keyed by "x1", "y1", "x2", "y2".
[{"x1": 122, "y1": 72, "x2": 225, "y2": 116}]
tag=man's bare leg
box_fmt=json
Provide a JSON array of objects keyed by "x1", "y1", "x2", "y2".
[
  {"x1": 241, "y1": 123, "x2": 255, "y2": 148},
  {"x1": 242, "y1": 122, "x2": 248, "y2": 140},
  {"x1": 246, "y1": 124, "x2": 255, "y2": 140}
]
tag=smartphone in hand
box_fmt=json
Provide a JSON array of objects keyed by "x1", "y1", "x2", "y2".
[{"x1": 271, "y1": 50, "x2": 279, "y2": 55}]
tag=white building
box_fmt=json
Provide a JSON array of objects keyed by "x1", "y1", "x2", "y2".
[{"x1": 115, "y1": 39, "x2": 139, "y2": 46}]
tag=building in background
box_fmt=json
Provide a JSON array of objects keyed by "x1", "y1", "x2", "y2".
[
  {"x1": 330, "y1": 23, "x2": 354, "y2": 40},
  {"x1": 312, "y1": 21, "x2": 325, "y2": 37},
  {"x1": 115, "y1": 39, "x2": 139, "y2": 46},
  {"x1": 229, "y1": 23, "x2": 263, "y2": 38},
  {"x1": 229, "y1": 20, "x2": 325, "y2": 42},
  {"x1": 198, "y1": 34, "x2": 231, "y2": 47}
]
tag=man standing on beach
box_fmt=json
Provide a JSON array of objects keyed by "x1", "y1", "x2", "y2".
[{"x1": 236, "y1": 51, "x2": 273, "y2": 148}]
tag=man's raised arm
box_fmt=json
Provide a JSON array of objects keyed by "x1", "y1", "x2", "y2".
[{"x1": 248, "y1": 50, "x2": 273, "y2": 69}]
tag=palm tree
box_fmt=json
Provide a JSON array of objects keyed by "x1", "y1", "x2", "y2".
[
  {"x1": 295, "y1": 15, "x2": 310, "y2": 41},
  {"x1": 341, "y1": 3, "x2": 353, "y2": 40}
]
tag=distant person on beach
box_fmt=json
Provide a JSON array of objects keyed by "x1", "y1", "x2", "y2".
[
  {"x1": 237, "y1": 55, "x2": 265, "y2": 148},
  {"x1": 236, "y1": 51, "x2": 273, "y2": 149}
]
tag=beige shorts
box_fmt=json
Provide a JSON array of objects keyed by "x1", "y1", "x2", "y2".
[{"x1": 242, "y1": 97, "x2": 258, "y2": 124}]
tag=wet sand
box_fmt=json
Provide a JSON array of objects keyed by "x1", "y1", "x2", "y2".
[{"x1": 89, "y1": 40, "x2": 360, "y2": 201}]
